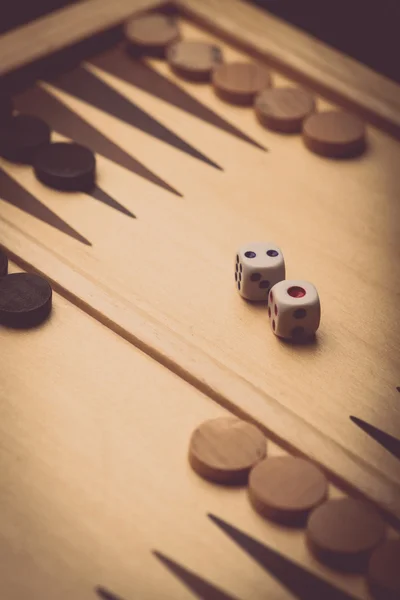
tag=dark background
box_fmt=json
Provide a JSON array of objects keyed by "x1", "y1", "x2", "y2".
[{"x1": 1, "y1": 0, "x2": 399, "y2": 84}]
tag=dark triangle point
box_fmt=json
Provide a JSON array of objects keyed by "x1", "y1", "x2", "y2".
[
  {"x1": 208, "y1": 514, "x2": 358, "y2": 600},
  {"x1": 14, "y1": 85, "x2": 180, "y2": 197},
  {"x1": 350, "y1": 416, "x2": 400, "y2": 460},
  {"x1": 153, "y1": 550, "x2": 239, "y2": 600},
  {"x1": 96, "y1": 587, "x2": 126, "y2": 600},
  {"x1": 0, "y1": 168, "x2": 91, "y2": 246},
  {"x1": 45, "y1": 65, "x2": 222, "y2": 170},
  {"x1": 90, "y1": 186, "x2": 136, "y2": 218},
  {"x1": 90, "y1": 45, "x2": 267, "y2": 152}
]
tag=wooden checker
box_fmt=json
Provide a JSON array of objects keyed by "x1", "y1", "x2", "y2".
[
  {"x1": 0, "y1": 114, "x2": 51, "y2": 164},
  {"x1": 255, "y1": 87, "x2": 315, "y2": 133},
  {"x1": 0, "y1": 247, "x2": 8, "y2": 276},
  {"x1": 188, "y1": 416, "x2": 267, "y2": 484},
  {"x1": 302, "y1": 110, "x2": 366, "y2": 157},
  {"x1": 167, "y1": 40, "x2": 223, "y2": 81},
  {"x1": 0, "y1": 93, "x2": 13, "y2": 124},
  {"x1": 212, "y1": 61, "x2": 271, "y2": 105},
  {"x1": 367, "y1": 538, "x2": 400, "y2": 599},
  {"x1": 0, "y1": 0, "x2": 400, "y2": 597},
  {"x1": 306, "y1": 498, "x2": 387, "y2": 571},
  {"x1": 248, "y1": 456, "x2": 328, "y2": 525},
  {"x1": 34, "y1": 142, "x2": 96, "y2": 192},
  {"x1": 124, "y1": 13, "x2": 180, "y2": 56},
  {"x1": 0, "y1": 272, "x2": 52, "y2": 328}
]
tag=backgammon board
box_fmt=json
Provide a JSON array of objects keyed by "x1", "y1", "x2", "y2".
[{"x1": 0, "y1": 1, "x2": 399, "y2": 598}]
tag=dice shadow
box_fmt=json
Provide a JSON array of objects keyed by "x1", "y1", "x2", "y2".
[
  {"x1": 278, "y1": 332, "x2": 319, "y2": 350},
  {"x1": 241, "y1": 301, "x2": 320, "y2": 351}
]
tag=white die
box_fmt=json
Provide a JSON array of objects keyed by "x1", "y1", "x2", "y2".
[
  {"x1": 235, "y1": 242, "x2": 285, "y2": 301},
  {"x1": 268, "y1": 280, "x2": 321, "y2": 339}
]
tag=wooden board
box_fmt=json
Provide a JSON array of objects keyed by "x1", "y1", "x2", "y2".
[
  {"x1": 0, "y1": 0, "x2": 399, "y2": 531},
  {"x1": 2, "y1": 261, "x2": 389, "y2": 600}
]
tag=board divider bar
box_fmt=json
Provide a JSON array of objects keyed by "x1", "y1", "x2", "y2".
[{"x1": 1, "y1": 219, "x2": 400, "y2": 530}]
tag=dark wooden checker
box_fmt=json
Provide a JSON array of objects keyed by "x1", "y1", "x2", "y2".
[{"x1": 0, "y1": 1, "x2": 399, "y2": 598}]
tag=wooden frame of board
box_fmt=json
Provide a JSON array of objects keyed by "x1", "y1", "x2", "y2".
[{"x1": 0, "y1": 0, "x2": 399, "y2": 528}]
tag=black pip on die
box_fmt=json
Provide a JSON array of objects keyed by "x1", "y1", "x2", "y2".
[
  {"x1": 268, "y1": 280, "x2": 321, "y2": 340},
  {"x1": 235, "y1": 243, "x2": 285, "y2": 301}
]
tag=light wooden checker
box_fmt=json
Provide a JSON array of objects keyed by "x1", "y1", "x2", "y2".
[
  {"x1": 248, "y1": 456, "x2": 329, "y2": 525},
  {"x1": 0, "y1": 261, "x2": 386, "y2": 600},
  {"x1": 188, "y1": 416, "x2": 267, "y2": 484},
  {"x1": 0, "y1": 0, "x2": 399, "y2": 533}
]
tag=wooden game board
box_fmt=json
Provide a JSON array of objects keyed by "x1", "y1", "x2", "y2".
[
  {"x1": 2, "y1": 261, "x2": 388, "y2": 600},
  {"x1": 0, "y1": 1, "x2": 399, "y2": 597}
]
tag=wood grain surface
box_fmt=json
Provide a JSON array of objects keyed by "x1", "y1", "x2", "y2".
[
  {"x1": 0, "y1": 17, "x2": 399, "y2": 524},
  {"x1": 0, "y1": 261, "x2": 385, "y2": 600}
]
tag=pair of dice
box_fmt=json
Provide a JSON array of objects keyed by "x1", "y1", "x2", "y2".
[{"x1": 235, "y1": 242, "x2": 321, "y2": 340}]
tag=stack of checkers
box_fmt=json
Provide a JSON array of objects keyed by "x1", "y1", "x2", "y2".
[
  {"x1": 0, "y1": 248, "x2": 53, "y2": 328},
  {"x1": 124, "y1": 12, "x2": 367, "y2": 159},
  {"x1": 188, "y1": 416, "x2": 400, "y2": 598},
  {"x1": 0, "y1": 93, "x2": 97, "y2": 191}
]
